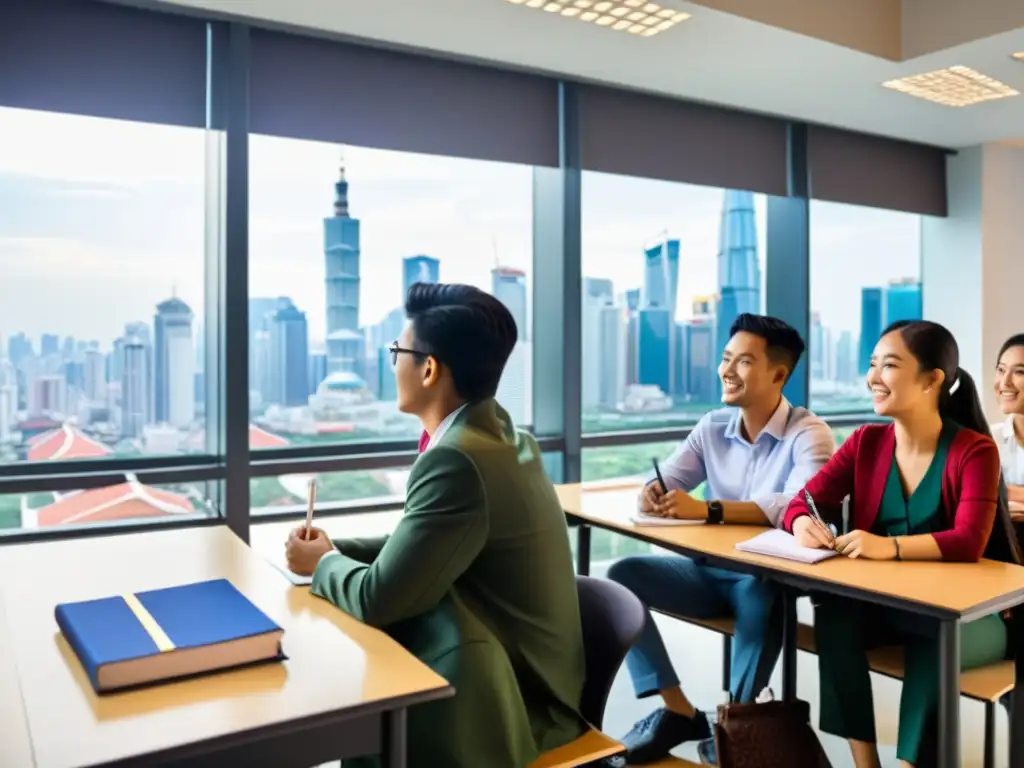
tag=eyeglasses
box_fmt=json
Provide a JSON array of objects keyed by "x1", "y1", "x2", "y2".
[{"x1": 388, "y1": 342, "x2": 426, "y2": 367}]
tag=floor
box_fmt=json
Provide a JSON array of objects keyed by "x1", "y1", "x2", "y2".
[{"x1": 319, "y1": 559, "x2": 1013, "y2": 767}]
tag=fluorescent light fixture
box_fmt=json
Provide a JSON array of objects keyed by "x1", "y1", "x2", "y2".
[
  {"x1": 501, "y1": 0, "x2": 690, "y2": 37},
  {"x1": 882, "y1": 66, "x2": 1019, "y2": 107}
]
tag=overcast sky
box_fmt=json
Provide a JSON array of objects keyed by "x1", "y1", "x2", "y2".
[{"x1": 0, "y1": 107, "x2": 920, "y2": 351}]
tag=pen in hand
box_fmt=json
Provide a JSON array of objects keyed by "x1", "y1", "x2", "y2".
[
  {"x1": 803, "y1": 490, "x2": 836, "y2": 548},
  {"x1": 303, "y1": 478, "x2": 317, "y2": 540}
]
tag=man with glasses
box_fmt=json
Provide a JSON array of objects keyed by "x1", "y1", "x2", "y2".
[{"x1": 285, "y1": 282, "x2": 586, "y2": 768}]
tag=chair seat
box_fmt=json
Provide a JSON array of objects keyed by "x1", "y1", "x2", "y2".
[
  {"x1": 526, "y1": 727, "x2": 625, "y2": 768},
  {"x1": 656, "y1": 610, "x2": 1014, "y2": 703}
]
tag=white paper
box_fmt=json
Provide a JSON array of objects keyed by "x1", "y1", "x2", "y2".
[
  {"x1": 266, "y1": 555, "x2": 313, "y2": 586},
  {"x1": 734, "y1": 528, "x2": 838, "y2": 564},
  {"x1": 629, "y1": 512, "x2": 705, "y2": 527}
]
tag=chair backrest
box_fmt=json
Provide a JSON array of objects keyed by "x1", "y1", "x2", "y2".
[{"x1": 576, "y1": 574, "x2": 646, "y2": 728}]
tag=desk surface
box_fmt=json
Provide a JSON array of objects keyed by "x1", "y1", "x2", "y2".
[
  {"x1": 559, "y1": 484, "x2": 1024, "y2": 620},
  {"x1": 0, "y1": 596, "x2": 34, "y2": 768},
  {"x1": 0, "y1": 525, "x2": 451, "y2": 768}
]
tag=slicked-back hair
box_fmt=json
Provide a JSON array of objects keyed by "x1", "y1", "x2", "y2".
[{"x1": 405, "y1": 282, "x2": 518, "y2": 401}]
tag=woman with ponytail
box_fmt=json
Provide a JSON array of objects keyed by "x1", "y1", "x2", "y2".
[{"x1": 781, "y1": 320, "x2": 1020, "y2": 768}]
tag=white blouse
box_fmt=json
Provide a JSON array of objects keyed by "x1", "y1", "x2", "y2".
[{"x1": 991, "y1": 416, "x2": 1024, "y2": 486}]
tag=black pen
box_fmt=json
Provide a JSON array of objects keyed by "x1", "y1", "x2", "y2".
[
  {"x1": 652, "y1": 458, "x2": 668, "y2": 494},
  {"x1": 803, "y1": 489, "x2": 836, "y2": 547}
]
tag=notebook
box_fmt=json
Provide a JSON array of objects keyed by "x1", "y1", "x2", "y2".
[
  {"x1": 268, "y1": 557, "x2": 313, "y2": 586},
  {"x1": 629, "y1": 512, "x2": 705, "y2": 527},
  {"x1": 735, "y1": 528, "x2": 839, "y2": 564},
  {"x1": 55, "y1": 578, "x2": 285, "y2": 693}
]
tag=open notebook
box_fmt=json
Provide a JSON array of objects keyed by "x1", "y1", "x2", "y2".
[
  {"x1": 629, "y1": 512, "x2": 704, "y2": 527},
  {"x1": 735, "y1": 528, "x2": 838, "y2": 564}
]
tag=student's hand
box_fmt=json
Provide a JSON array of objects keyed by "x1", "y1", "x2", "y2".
[
  {"x1": 638, "y1": 481, "x2": 665, "y2": 514},
  {"x1": 285, "y1": 526, "x2": 334, "y2": 575},
  {"x1": 833, "y1": 530, "x2": 896, "y2": 560},
  {"x1": 653, "y1": 489, "x2": 707, "y2": 521},
  {"x1": 792, "y1": 515, "x2": 833, "y2": 549}
]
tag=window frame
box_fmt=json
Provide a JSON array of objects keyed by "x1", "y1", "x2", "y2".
[{"x1": 0, "y1": 6, "x2": 938, "y2": 545}]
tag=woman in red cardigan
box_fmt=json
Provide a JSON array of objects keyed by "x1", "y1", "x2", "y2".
[{"x1": 782, "y1": 320, "x2": 1019, "y2": 768}]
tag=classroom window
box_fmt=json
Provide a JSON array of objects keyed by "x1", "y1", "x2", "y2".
[
  {"x1": 809, "y1": 201, "x2": 922, "y2": 415},
  {"x1": 250, "y1": 466, "x2": 414, "y2": 515},
  {"x1": 0, "y1": 107, "x2": 214, "y2": 467},
  {"x1": 581, "y1": 172, "x2": 767, "y2": 434},
  {"x1": 247, "y1": 137, "x2": 535, "y2": 449}
]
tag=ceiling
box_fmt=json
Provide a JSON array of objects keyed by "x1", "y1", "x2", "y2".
[{"x1": 156, "y1": 0, "x2": 1024, "y2": 149}]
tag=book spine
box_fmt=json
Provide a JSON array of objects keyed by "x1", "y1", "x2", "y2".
[{"x1": 54, "y1": 605, "x2": 102, "y2": 691}]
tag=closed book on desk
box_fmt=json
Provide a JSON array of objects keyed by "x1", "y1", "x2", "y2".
[{"x1": 55, "y1": 578, "x2": 284, "y2": 693}]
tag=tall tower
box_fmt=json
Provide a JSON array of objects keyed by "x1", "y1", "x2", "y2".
[
  {"x1": 403, "y1": 255, "x2": 440, "y2": 299},
  {"x1": 642, "y1": 236, "x2": 680, "y2": 312},
  {"x1": 154, "y1": 297, "x2": 195, "y2": 428},
  {"x1": 491, "y1": 267, "x2": 528, "y2": 342},
  {"x1": 324, "y1": 153, "x2": 362, "y2": 374},
  {"x1": 716, "y1": 190, "x2": 761, "y2": 352}
]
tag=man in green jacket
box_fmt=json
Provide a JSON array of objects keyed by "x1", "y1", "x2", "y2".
[{"x1": 286, "y1": 282, "x2": 586, "y2": 767}]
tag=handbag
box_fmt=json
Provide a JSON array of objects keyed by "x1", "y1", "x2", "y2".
[{"x1": 714, "y1": 689, "x2": 832, "y2": 768}]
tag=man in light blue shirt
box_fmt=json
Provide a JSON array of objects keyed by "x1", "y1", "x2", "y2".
[{"x1": 610, "y1": 314, "x2": 836, "y2": 765}]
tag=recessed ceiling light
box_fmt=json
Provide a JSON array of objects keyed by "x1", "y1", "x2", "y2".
[
  {"x1": 1012, "y1": 52, "x2": 1024, "y2": 62},
  {"x1": 882, "y1": 66, "x2": 1019, "y2": 107},
  {"x1": 501, "y1": 0, "x2": 690, "y2": 37}
]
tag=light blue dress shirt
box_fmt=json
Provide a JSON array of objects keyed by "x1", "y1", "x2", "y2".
[{"x1": 658, "y1": 398, "x2": 836, "y2": 527}]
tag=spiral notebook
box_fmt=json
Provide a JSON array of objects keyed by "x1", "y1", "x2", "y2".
[{"x1": 735, "y1": 529, "x2": 838, "y2": 564}]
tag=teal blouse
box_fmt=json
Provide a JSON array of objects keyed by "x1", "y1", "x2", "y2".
[{"x1": 876, "y1": 421, "x2": 957, "y2": 536}]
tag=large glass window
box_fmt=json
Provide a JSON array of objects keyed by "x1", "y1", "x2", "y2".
[
  {"x1": 0, "y1": 107, "x2": 211, "y2": 467},
  {"x1": 581, "y1": 173, "x2": 767, "y2": 434},
  {"x1": 250, "y1": 466, "x2": 411, "y2": 515},
  {"x1": 809, "y1": 201, "x2": 922, "y2": 415},
  {"x1": 248, "y1": 137, "x2": 534, "y2": 449},
  {"x1": 0, "y1": 478, "x2": 218, "y2": 532}
]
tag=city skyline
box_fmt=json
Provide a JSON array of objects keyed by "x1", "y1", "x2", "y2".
[{"x1": 0, "y1": 106, "x2": 921, "y2": 350}]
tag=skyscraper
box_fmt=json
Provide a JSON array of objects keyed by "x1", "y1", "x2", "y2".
[
  {"x1": 268, "y1": 303, "x2": 310, "y2": 407},
  {"x1": 492, "y1": 267, "x2": 528, "y2": 342},
  {"x1": 886, "y1": 278, "x2": 922, "y2": 325},
  {"x1": 324, "y1": 154, "x2": 362, "y2": 374},
  {"x1": 121, "y1": 337, "x2": 148, "y2": 437},
  {"x1": 402, "y1": 255, "x2": 440, "y2": 298},
  {"x1": 643, "y1": 237, "x2": 680, "y2": 312},
  {"x1": 154, "y1": 297, "x2": 195, "y2": 428},
  {"x1": 858, "y1": 287, "x2": 884, "y2": 375},
  {"x1": 715, "y1": 190, "x2": 761, "y2": 361}
]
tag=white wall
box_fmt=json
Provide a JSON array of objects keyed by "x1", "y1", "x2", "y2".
[{"x1": 923, "y1": 143, "x2": 1024, "y2": 422}]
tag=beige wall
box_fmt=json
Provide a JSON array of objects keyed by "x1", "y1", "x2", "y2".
[
  {"x1": 923, "y1": 143, "x2": 1024, "y2": 423},
  {"x1": 901, "y1": 0, "x2": 1024, "y2": 59}
]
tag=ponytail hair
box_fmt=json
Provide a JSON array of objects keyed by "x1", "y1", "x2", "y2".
[{"x1": 882, "y1": 320, "x2": 1022, "y2": 564}]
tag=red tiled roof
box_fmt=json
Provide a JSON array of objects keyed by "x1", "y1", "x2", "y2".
[
  {"x1": 249, "y1": 424, "x2": 289, "y2": 449},
  {"x1": 36, "y1": 479, "x2": 194, "y2": 527},
  {"x1": 28, "y1": 424, "x2": 111, "y2": 462}
]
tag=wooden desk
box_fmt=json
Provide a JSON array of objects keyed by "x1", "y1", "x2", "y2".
[
  {"x1": 0, "y1": 593, "x2": 34, "y2": 768},
  {"x1": 558, "y1": 483, "x2": 1024, "y2": 768},
  {"x1": 0, "y1": 526, "x2": 451, "y2": 768},
  {"x1": 558, "y1": 484, "x2": 1024, "y2": 620}
]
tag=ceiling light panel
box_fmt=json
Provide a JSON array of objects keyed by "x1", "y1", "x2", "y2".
[
  {"x1": 501, "y1": 0, "x2": 691, "y2": 38},
  {"x1": 882, "y1": 66, "x2": 1019, "y2": 108}
]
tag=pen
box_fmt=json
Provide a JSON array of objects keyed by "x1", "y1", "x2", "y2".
[
  {"x1": 303, "y1": 478, "x2": 317, "y2": 540},
  {"x1": 803, "y1": 489, "x2": 836, "y2": 547},
  {"x1": 652, "y1": 458, "x2": 668, "y2": 495}
]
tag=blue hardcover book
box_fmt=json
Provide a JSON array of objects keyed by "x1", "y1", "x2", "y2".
[{"x1": 55, "y1": 578, "x2": 284, "y2": 693}]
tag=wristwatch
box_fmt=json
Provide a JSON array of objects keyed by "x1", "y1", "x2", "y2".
[{"x1": 706, "y1": 500, "x2": 724, "y2": 524}]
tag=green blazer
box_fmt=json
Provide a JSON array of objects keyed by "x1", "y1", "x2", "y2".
[{"x1": 312, "y1": 399, "x2": 587, "y2": 767}]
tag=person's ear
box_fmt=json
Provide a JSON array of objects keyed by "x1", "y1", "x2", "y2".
[
  {"x1": 422, "y1": 355, "x2": 441, "y2": 388},
  {"x1": 772, "y1": 365, "x2": 787, "y2": 386}
]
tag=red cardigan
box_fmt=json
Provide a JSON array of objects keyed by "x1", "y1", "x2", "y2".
[{"x1": 781, "y1": 423, "x2": 1001, "y2": 562}]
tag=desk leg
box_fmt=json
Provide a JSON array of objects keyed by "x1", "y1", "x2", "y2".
[
  {"x1": 576, "y1": 525, "x2": 591, "y2": 576},
  {"x1": 1011, "y1": 608, "x2": 1024, "y2": 768},
  {"x1": 781, "y1": 588, "x2": 797, "y2": 702},
  {"x1": 383, "y1": 708, "x2": 408, "y2": 768},
  {"x1": 937, "y1": 619, "x2": 960, "y2": 768}
]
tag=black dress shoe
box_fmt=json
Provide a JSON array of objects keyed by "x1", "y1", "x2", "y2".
[{"x1": 620, "y1": 707, "x2": 711, "y2": 764}]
